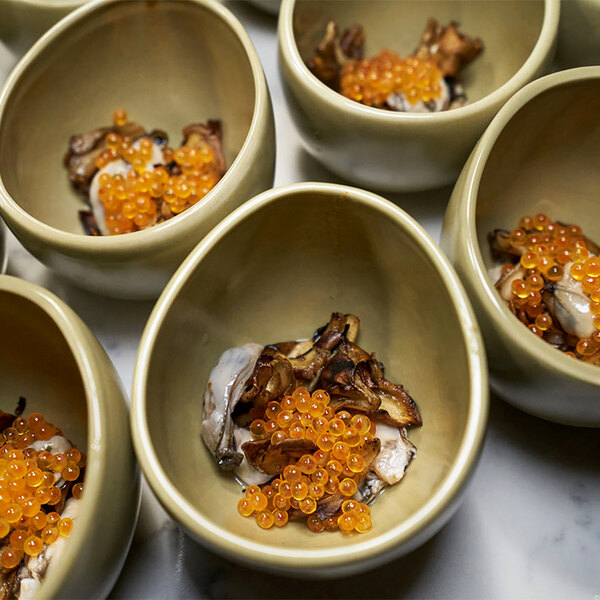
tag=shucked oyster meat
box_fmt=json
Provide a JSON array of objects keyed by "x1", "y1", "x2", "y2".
[
  {"x1": 488, "y1": 215, "x2": 600, "y2": 366},
  {"x1": 201, "y1": 313, "x2": 423, "y2": 533}
]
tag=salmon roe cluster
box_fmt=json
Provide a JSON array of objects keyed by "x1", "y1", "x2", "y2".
[
  {"x1": 505, "y1": 214, "x2": 600, "y2": 358},
  {"x1": 0, "y1": 413, "x2": 84, "y2": 569},
  {"x1": 340, "y1": 52, "x2": 443, "y2": 107},
  {"x1": 238, "y1": 387, "x2": 375, "y2": 534},
  {"x1": 95, "y1": 109, "x2": 221, "y2": 235}
]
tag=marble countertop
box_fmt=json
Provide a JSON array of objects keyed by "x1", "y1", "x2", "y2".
[{"x1": 1, "y1": 3, "x2": 599, "y2": 598}]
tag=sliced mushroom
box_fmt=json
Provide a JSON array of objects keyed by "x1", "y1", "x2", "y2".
[
  {"x1": 413, "y1": 19, "x2": 483, "y2": 77},
  {"x1": 181, "y1": 120, "x2": 226, "y2": 177},
  {"x1": 241, "y1": 437, "x2": 317, "y2": 476}
]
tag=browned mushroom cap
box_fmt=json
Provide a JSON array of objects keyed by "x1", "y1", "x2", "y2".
[
  {"x1": 413, "y1": 19, "x2": 483, "y2": 78},
  {"x1": 305, "y1": 21, "x2": 364, "y2": 90},
  {"x1": 181, "y1": 120, "x2": 226, "y2": 177},
  {"x1": 241, "y1": 437, "x2": 317, "y2": 476},
  {"x1": 286, "y1": 313, "x2": 360, "y2": 385},
  {"x1": 238, "y1": 347, "x2": 295, "y2": 410},
  {"x1": 288, "y1": 438, "x2": 381, "y2": 521},
  {"x1": 63, "y1": 121, "x2": 145, "y2": 194},
  {"x1": 488, "y1": 229, "x2": 528, "y2": 261}
]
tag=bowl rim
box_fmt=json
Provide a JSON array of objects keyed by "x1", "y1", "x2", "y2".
[
  {"x1": 0, "y1": 0, "x2": 270, "y2": 256},
  {"x1": 7, "y1": 0, "x2": 86, "y2": 8},
  {"x1": 131, "y1": 181, "x2": 489, "y2": 570},
  {"x1": 278, "y1": 0, "x2": 560, "y2": 125},
  {"x1": 460, "y1": 66, "x2": 600, "y2": 388},
  {"x1": 0, "y1": 274, "x2": 112, "y2": 597}
]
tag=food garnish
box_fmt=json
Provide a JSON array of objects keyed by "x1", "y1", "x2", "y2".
[{"x1": 202, "y1": 313, "x2": 422, "y2": 534}]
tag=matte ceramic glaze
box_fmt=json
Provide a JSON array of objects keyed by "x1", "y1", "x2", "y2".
[
  {"x1": 278, "y1": 0, "x2": 559, "y2": 192},
  {"x1": 0, "y1": 219, "x2": 6, "y2": 274},
  {"x1": 0, "y1": 275, "x2": 140, "y2": 599},
  {"x1": 0, "y1": 0, "x2": 86, "y2": 54},
  {"x1": 556, "y1": 0, "x2": 600, "y2": 68},
  {"x1": 441, "y1": 67, "x2": 600, "y2": 427},
  {"x1": 0, "y1": 0, "x2": 275, "y2": 299},
  {"x1": 131, "y1": 183, "x2": 488, "y2": 576}
]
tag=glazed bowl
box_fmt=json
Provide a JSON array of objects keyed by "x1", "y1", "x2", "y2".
[
  {"x1": 0, "y1": 274, "x2": 140, "y2": 598},
  {"x1": 248, "y1": 0, "x2": 281, "y2": 15},
  {"x1": 441, "y1": 67, "x2": 600, "y2": 427},
  {"x1": 0, "y1": 0, "x2": 275, "y2": 299},
  {"x1": 278, "y1": 0, "x2": 559, "y2": 192},
  {"x1": 0, "y1": 0, "x2": 86, "y2": 55},
  {"x1": 131, "y1": 182, "x2": 488, "y2": 576},
  {"x1": 0, "y1": 218, "x2": 7, "y2": 274},
  {"x1": 556, "y1": 0, "x2": 600, "y2": 68}
]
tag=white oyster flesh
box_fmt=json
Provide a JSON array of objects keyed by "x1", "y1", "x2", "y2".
[
  {"x1": 202, "y1": 344, "x2": 264, "y2": 481},
  {"x1": 372, "y1": 423, "x2": 416, "y2": 485},
  {"x1": 29, "y1": 435, "x2": 72, "y2": 488},
  {"x1": 387, "y1": 77, "x2": 450, "y2": 113},
  {"x1": 546, "y1": 262, "x2": 595, "y2": 339},
  {"x1": 88, "y1": 139, "x2": 165, "y2": 235},
  {"x1": 17, "y1": 498, "x2": 80, "y2": 600},
  {"x1": 232, "y1": 428, "x2": 271, "y2": 487}
]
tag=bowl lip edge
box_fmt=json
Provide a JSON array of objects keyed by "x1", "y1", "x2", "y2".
[
  {"x1": 0, "y1": 274, "x2": 119, "y2": 596},
  {"x1": 8, "y1": 0, "x2": 85, "y2": 8},
  {"x1": 131, "y1": 181, "x2": 489, "y2": 569},
  {"x1": 278, "y1": 0, "x2": 560, "y2": 124},
  {"x1": 461, "y1": 65, "x2": 600, "y2": 388},
  {"x1": 0, "y1": 0, "x2": 272, "y2": 256}
]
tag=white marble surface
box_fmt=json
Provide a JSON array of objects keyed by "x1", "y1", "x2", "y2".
[{"x1": 1, "y1": 3, "x2": 599, "y2": 599}]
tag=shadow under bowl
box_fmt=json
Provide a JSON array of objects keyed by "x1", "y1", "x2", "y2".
[
  {"x1": 0, "y1": 274, "x2": 139, "y2": 598},
  {"x1": 0, "y1": 0, "x2": 275, "y2": 299},
  {"x1": 441, "y1": 66, "x2": 600, "y2": 427},
  {"x1": 131, "y1": 182, "x2": 488, "y2": 577},
  {"x1": 278, "y1": 0, "x2": 559, "y2": 192}
]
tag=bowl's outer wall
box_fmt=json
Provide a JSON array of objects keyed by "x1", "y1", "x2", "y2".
[
  {"x1": 137, "y1": 186, "x2": 487, "y2": 574},
  {"x1": 441, "y1": 74, "x2": 600, "y2": 427},
  {"x1": 0, "y1": 276, "x2": 140, "y2": 598},
  {"x1": 0, "y1": 0, "x2": 276, "y2": 299},
  {"x1": 0, "y1": 0, "x2": 84, "y2": 54},
  {"x1": 279, "y1": 0, "x2": 557, "y2": 192},
  {"x1": 556, "y1": 0, "x2": 600, "y2": 68}
]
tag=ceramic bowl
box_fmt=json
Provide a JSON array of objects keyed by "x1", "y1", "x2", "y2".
[
  {"x1": 441, "y1": 67, "x2": 600, "y2": 427},
  {"x1": 0, "y1": 274, "x2": 139, "y2": 598},
  {"x1": 278, "y1": 0, "x2": 559, "y2": 192},
  {"x1": 0, "y1": 0, "x2": 86, "y2": 55},
  {"x1": 131, "y1": 182, "x2": 488, "y2": 576},
  {"x1": 248, "y1": 0, "x2": 281, "y2": 15},
  {"x1": 0, "y1": 0, "x2": 275, "y2": 299},
  {"x1": 556, "y1": 0, "x2": 600, "y2": 68},
  {"x1": 0, "y1": 218, "x2": 7, "y2": 274}
]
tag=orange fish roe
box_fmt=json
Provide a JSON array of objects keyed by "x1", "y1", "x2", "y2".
[
  {"x1": 0, "y1": 413, "x2": 82, "y2": 568},
  {"x1": 95, "y1": 110, "x2": 222, "y2": 235},
  {"x1": 340, "y1": 52, "x2": 443, "y2": 108},
  {"x1": 237, "y1": 388, "x2": 374, "y2": 534},
  {"x1": 502, "y1": 214, "x2": 600, "y2": 359}
]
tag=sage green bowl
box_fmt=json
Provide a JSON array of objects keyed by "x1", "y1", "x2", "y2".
[
  {"x1": 0, "y1": 0, "x2": 86, "y2": 55},
  {"x1": 441, "y1": 67, "x2": 600, "y2": 428},
  {"x1": 0, "y1": 0, "x2": 275, "y2": 299},
  {"x1": 0, "y1": 274, "x2": 140, "y2": 598},
  {"x1": 556, "y1": 0, "x2": 600, "y2": 68},
  {"x1": 131, "y1": 182, "x2": 488, "y2": 576},
  {"x1": 278, "y1": 0, "x2": 559, "y2": 192},
  {"x1": 0, "y1": 219, "x2": 7, "y2": 274}
]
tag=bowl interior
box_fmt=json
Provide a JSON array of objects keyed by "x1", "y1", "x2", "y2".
[
  {"x1": 0, "y1": 287, "x2": 87, "y2": 448},
  {"x1": 475, "y1": 78, "x2": 600, "y2": 273},
  {"x1": 0, "y1": 0, "x2": 256, "y2": 234},
  {"x1": 292, "y1": 0, "x2": 545, "y2": 106},
  {"x1": 143, "y1": 189, "x2": 477, "y2": 561}
]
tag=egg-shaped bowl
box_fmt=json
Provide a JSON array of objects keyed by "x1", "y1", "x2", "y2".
[
  {"x1": 0, "y1": 218, "x2": 7, "y2": 274},
  {"x1": 0, "y1": 0, "x2": 86, "y2": 55},
  {"x1": 0, "y1": 0, "x2": 275, "y2": 300},
  {"x1": 0, "y1": 274, "x2": 139, "y2": 598},
  {"x1": 131, "y1": 182, "x2": 488, "y2": 577},
  {"x1": 441, "y1": 67, "x2": 600, "y2": 427},
  {"x1": 278, "y1": 0, "x2": 559, "y2": 193},
  {"x1": 248, "y1": 0, "x2": 281, "y2": 15},
  {"x1": 556, "y1": 0, "x2": 600, "y2": 68}
]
